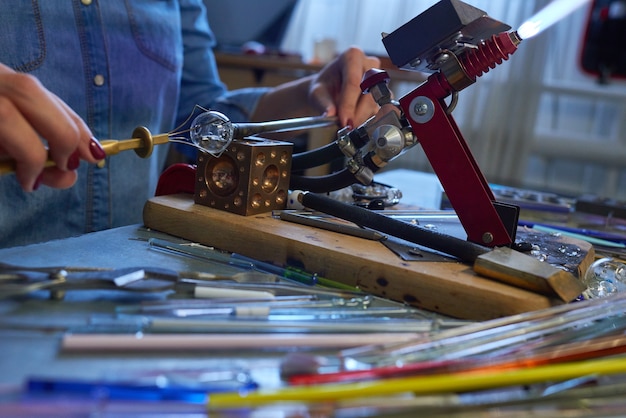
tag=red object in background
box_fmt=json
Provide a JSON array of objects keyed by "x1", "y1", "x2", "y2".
[
  {"x1": 155, "y1": 163, "x2": 196, "y2": 196},
  {"x1": 580, "y1": 0, "x2": 626, "y2": 82}
]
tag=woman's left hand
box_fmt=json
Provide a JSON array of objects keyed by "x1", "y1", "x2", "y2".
[{"x1": 308, "y1": 47, "x2": 381, "y2": 127}]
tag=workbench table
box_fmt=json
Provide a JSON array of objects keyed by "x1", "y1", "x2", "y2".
[
  {"x1": 0, "y1": 226, "x2": 286, "y2": 391},
  {"x1": 0, "y1": 170, "x2": 594, "y2": 416},
  {"x1": 0, "y1": 170, "x2": 442, "y2": 394}
]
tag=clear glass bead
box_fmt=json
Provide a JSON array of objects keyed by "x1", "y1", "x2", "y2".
[
  {"x1": 189, "y1": 111, "x2": 234, "y2": 156},
  {"x1": 582, "y1": 257, "x2": 626, "y2": 299}
]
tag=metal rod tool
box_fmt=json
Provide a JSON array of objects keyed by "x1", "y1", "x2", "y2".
[
  {"x1": 0, "y1": 126, "x2": 169, "y2": 175},
  {"x1": 297, "y1": 191, "x2": 586, "y2": 302},
  {"x1": 0, "y1": 115, "x2": 338, "y2": 176},
  {"x1": 232, "y1": 115, "x2": 338, "y2": 139}
]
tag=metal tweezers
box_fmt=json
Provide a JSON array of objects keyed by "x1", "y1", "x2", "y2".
[
  {"x1": 0, "y1": 262, "x2": 286, "y2": 299},
  {"x1": 0, "y1": 262, "x2": 369, "y2": 300},
  {"x1": 0, "y1": 262, "x2": 186, "y2": 299}
]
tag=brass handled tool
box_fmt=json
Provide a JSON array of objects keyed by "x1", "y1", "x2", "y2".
[
  {"x1": 0, "y1": 126, "x2": 168, "y2": 175},
  {"x1": 0, "y1": 114, "x2": 338, "y2": 175}
]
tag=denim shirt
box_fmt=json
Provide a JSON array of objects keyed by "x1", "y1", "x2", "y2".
[{"x1": 0, "y1": 0, "x2": 269, "y2": 247}]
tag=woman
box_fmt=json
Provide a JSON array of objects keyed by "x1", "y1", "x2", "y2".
[{"x1": 0, "y1": 0, "x2": 379, "y2": 247}]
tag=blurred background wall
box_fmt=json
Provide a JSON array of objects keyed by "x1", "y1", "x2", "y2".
[{"x1": 206, "y1": 0, "x2": 626, "y2": 200}]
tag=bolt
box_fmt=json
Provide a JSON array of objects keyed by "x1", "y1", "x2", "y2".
[
  {"x1": 482, "y1": 232, "x2": 494, "y2": 244},
  {"x1": 414, "y1": 102, "x2": 429, "y2": 116},
  {"x1": 49, "y1": 270, "x2": 67, "y2": 300},
  {"x1": 435, "y1": 53, "x2": 450, "y2": 66}
]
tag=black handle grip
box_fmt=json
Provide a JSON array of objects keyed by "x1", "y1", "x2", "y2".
[{"x1": 299, "y1": 192, "x2": 490, "y2": 264}]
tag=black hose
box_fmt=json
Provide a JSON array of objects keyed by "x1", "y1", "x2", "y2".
[
  {"x1": 290, "y1": 169, "x2": 357, "y2": 193},
  {"x1": 291, "y1": 142, "x2": 344, "y2": 171}
]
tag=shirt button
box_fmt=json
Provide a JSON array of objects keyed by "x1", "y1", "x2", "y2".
[
  {"x1": 81, "y1": 0, "x2": 92, "y2": 5},
  {"x1": 93, "y1": 74, "x2": 105, "y2": 86}
]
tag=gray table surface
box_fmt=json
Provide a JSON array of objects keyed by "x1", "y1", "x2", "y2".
[
  {"x1": 0, "y1": 222, "x2": 442, "y2": 394},
  {"x1": 0, "y1": 225, "x2": 287, "y2": 389}
]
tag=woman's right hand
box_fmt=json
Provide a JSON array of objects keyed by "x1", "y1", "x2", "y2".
[{"x1": 0, "y1": 63, "x2": 105, "y2": 191}]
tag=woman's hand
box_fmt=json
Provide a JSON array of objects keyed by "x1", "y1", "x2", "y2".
[
  {"x1": 0, "y1": 63, "x2": 105, "y2": 191},
  {"x1": 308, "y1": 47, "x2": 381, "y2": 128},
  {"x1": 251, "y1": 47, "x2": 381, "y2": 129}
]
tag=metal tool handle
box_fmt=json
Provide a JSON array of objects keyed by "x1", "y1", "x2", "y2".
[
  {"x1": 297, "y1": 191, "x2": 490, "y2": 264},
  {"x1": 233, "y1": 116, "x2": 338, "y2": 139},
  {"x1": 0, "y1": 128, "x2": 168, "y2": 176}
]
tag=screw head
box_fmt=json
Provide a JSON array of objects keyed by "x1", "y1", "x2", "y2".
[
  {"x1": 409, "y1": 58, "x2": 422, "y2": 68},
  {"x1": 414, "y1": 102, "x2": 429, "y2": 116},
  {"x1": 408, "y1": 96, "x2": 435, "y2": 124}
]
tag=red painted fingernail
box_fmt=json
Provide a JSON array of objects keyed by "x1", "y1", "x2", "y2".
[
  {"x1": 346, "y1": 119, "x2": 354, "y2": 129},
  {"x1": 33, "y1": 174, "x2": 44, "y2": 191},
  {"x1": 67, "y1": 150, "x2": 80, "y2": 170},
  {"x1": 89, "y1": 137, "x2": 106, "y2": 160}
]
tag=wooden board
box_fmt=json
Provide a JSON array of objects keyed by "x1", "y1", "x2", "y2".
[{"x1": 143, "y1": 194, "x2": 595, "y2": 320}]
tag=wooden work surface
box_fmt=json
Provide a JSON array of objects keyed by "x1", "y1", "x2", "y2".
[{"x1": 143, "y1": 194, "x2": 595, "y2": 320}]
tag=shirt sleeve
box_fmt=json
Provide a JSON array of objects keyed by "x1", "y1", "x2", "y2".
[{"x1": 177, "y1": 0, "x2": 271, "y2": 127}]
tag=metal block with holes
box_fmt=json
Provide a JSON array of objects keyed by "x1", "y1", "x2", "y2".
[{"x1": 194, "y1": 137, "x2": 293, "y2": 215}]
